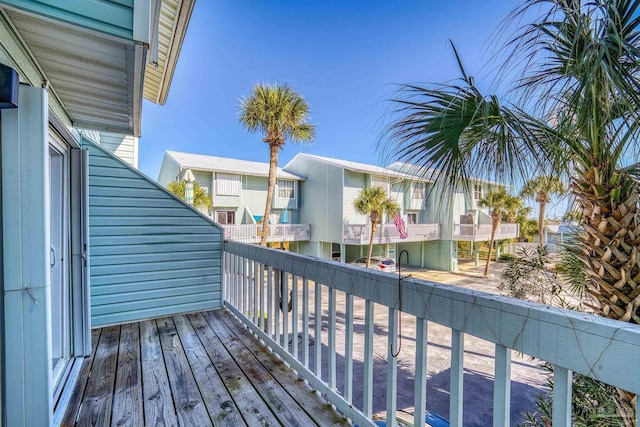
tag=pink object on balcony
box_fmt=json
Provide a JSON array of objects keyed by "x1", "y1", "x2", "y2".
[{"x1": 393, "y1": 214, "x2": 408, "y2": 239}]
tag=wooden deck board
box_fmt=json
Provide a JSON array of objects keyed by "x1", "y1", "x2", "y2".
[
  {"x1": 111, "y1": 322, "x2": 143, "y2": 427},
  {"x1": 203, "y1": 310, "x2": 320, "y2": 426},
  {"x1": 156, "y1": 317, "x2": 212, "y2": 426},
  {"x1": 172, "y1": 315, "x2": 246, "y2": 426},
  {"x1": 187, "y1": 312, "x2": 280, "y2": 426},
  {"x1": 62, "y1": 309, "x2": 350, "y2": 426},
  {"x1": 76, "y1": 325, "x2": 120, "y2": 426},
  {"x1": 61, "y1": 328, "x2": 101, "y2": 426},
  {"x1": 140, "y1": 320, "x2": 178, "y2": 426},
  {"x1": 214, "y1": 309, "x2": 349, "y2": 427}
]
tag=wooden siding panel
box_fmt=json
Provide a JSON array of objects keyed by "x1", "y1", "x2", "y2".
[
  {"x1": 242, "y1": 175, "x2": 268, "y2": 215},
  {"x1": 343, "y1": 170, "x2": 366, "y2": 224},
  {"x1": 284, "y1": 157, "x2": 344, "y2": 245},
  {"x1": 191, "y1": 170, "x2": 212, "y2": 196},
  {"x1": 99, "y1": 132, "x2": 137, "y2": 167},
  {"x1": 87, "y1": 142, "x2": 223, "y2": 327}
]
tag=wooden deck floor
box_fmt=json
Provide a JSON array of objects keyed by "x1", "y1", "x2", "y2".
[{"x1": 61, "y1": 308, "x2": 348, "y2": 426}]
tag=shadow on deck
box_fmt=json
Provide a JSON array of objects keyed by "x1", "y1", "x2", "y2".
[{"x1": 61, "y1": 309, "x2": 348, "y2": 426}]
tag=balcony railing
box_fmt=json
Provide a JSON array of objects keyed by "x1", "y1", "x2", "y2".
[
  {"x1": 222, "y1": 224, "x2": 310, "y2": 243},
  {"x1": 343, "y1": 223, "x2": 441, "y2": 244},
  {"x1": 453, "y1": 223, "x2": 519, "y2": 241},
  {"x1": 223, "y1": 241, "x2": 639, "y2": 427}
]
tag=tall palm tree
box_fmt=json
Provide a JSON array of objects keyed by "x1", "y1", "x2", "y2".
[
  {"x1": 383, "y1": 1, "x2": 640, "y2": 422},
  {"x1": 239, "y1": 83, "x2": 315, "y2": 246},
  {"x1": 353, "y1": 186, "x2": 400, "y2": 268},
  {"x1": 520, "y1": 176, "x2": 566, "y2": 246},
  {"x1": 478, "y1": 189, "x2": 519, "y2": 276}
]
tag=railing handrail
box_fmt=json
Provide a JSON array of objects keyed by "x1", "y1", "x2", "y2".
[{"x1": 224, "y1": 241, "x2": 640, "y2": 395}]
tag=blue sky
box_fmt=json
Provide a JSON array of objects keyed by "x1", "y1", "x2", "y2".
[{"x1": 139, "y1": 0, "x2": 567, "y2": 218}]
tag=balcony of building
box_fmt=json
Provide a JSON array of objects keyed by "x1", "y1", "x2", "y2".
[
  {"x1": 62, "y1": 242, "x2": 639, "y2": 427},
  {"x1": 452, "y1": 223, "x2": 519, "y2": 242},
  {"x1": 222, "y1": 223, "x2": 311, "y2": 244},
  {"x1": 343, "y1": 223, "x2": 441, "y2": 245}
]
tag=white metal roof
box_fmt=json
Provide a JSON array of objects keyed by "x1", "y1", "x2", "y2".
[
  {"x1": 167, "y1": 151, "x2": 305, "y2": 180},
  {"x1": 286, "y1": 154, "x2": 432, "y2": 182}
]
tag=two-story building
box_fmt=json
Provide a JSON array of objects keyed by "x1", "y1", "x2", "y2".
[
  {"x1": 158, "y1": 151, "x2": 518, "y2": 271},
  {"x1": 158, "y1": 150, "x2": 311, "y2": 248}
]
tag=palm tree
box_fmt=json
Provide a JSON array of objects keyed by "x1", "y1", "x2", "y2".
[
  {"x1": 167, "y1": 180, "x2": 212, "y2": 211},
  {"x1": 383, "y1": 1, "x2": 640, "y2": 421},
  {"x1": 478, "y1": 189, "x2": 519, "y2": 276},
  {"x1": 239, "y1": 83, "x2": 315, "y2": 246},
  {"x1": 353, "y1": 187, "x2": 400, "y2": 268},
  {"x1": 520, "y1": 176, "x2": 566, "y2": 246}
]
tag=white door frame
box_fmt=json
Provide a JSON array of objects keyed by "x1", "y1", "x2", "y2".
[{"x1": 48, "y1": 135, "x2": 71, "y2": 393}]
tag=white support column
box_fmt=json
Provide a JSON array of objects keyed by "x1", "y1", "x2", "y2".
[
  {"x1": 493, "y1": 344, "x2": 511, "y2": 427},
  {"x1": 414, "y1": 318, "x2": 428, "y2": 427},
  {"x1": 552, "y1": 367, "x2": 573, "y2": 427},
  {"x1": 450, "y1": 329, "x2": 464, "y2": 426},
  {"x1": 2, "y1": 86, "x2": 52, "y2": 426}
]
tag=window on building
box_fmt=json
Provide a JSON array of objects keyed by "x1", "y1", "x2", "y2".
[
  {"x1": 371, "y1": 175, "x2": 389, "y2": 191},
  {"x1": 412, "y1": 182, "x2": 425, "y2": 199},
  {"x1": 473, "y1": 183, "x2": 483, "y2": 200},
  {"x1": 277, "y1": 180, "x2": 295, "y2": 198},
  {"x1": 407, "y1": 213, "x2": 418, "y2": 224},
  {"x1": 216, "y1": 211, "x2": 235, "y2": 225},
  {"x1": 216, "y1": 173, "x2": 241, "y2": 196}
]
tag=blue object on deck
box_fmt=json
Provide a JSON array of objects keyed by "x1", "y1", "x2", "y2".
[
  {"x1": 253, "y1": 215, "x2": 263, "y2": 223},
  {"x1": 356, "y1": 410, "x2": 450, "y2": 427},
  {"x1": 281, "y1": 208, "x2": 289, "y2": 224}
]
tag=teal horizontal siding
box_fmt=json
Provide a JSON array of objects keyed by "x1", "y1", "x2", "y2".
[
  {"x1": 0, "y1": 0, "x2": 134, "y2": 39},
  {"x1": 86, "y1": 142, "x2": 224, "y2": 327}
]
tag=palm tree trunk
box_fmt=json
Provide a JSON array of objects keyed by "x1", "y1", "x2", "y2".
[
  {"x1": 538, "y1": 201, "x2": 546, "y2": 246},
  {"x1": 484, "y1": 215, "x2": 500, "y2": 276},
  {"x1": 261, "y1": 144, "x2": 279, "y2": 246},
  {"x1": 366, "y1": 221, "x2": 377, "y2": 268},
  {"x1": 573, "y1": 179, "x2": 639, "y2": 426}
]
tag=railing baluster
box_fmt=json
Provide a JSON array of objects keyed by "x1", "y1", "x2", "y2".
[
  {"x1": 229, "y1": 255, "x2": 238, "y2": 307},
  {"x1": 450, "y1": 329, "x2": 464, "y2": 426},
  {"x1": 282, "y1": 271, "x2": 289, "y2": 351},
  {"x1": 234, "y1": 255, "x2": 239, "y2": 309},
  {"x1": 493, "y1": 344, "x2": 511, "y2": 427},
  {"x1": 302, "y1": 278, "x2": 309, "y2": 368},
  {"x1": 259, "y1": 261, "x2": 264, "y2": 331},
  {"x1": 344, "y1": 293, "x2": 354, "y2": 403},
  {"x1": 386, "y1": 308, "x2": 398, "y2": 427},
  {"x1": 363, "y1": 299, "x2": 374, "y2": 418},
  {"x1": 328, "y1": 286, "x2": 337, "y2": 390},
  {"x1": 552, "y1": 366, "x2": 573, "y2": 427},
  {"x1": 248, "y1": 260, "x2": 254, "y2": 322},
  {"x1": 314, "y1": 281, "x2": 322, "y2": 378},
  {"x1": 414, "y1": 318, "x2": 427, "y2": 427},
  {"x1": 267, "y1": 266, "x2": 273, "y2": 337},
  {"x1": 253, "y1": 261, "x2": 259, "y2": 325},
  {"x1": 292, "y1": 275, "x2": 299, "y2": 359},
  {"x1": 274, "y1": 269, "x2": 281, "y2": 345},
  {"x1": 241, "y1": 258, "x2": 247, "y2": 316}
]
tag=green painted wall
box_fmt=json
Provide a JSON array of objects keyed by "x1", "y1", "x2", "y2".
[
  {"x1": 86, "y1": 141, "x2": 223, "y2": 327},
  {"x1": 422, "y1": 240, "x2": 456, "y2": 271},
  {"x1": 0, "y1": 0, "x2": 135, "y2": 39}
]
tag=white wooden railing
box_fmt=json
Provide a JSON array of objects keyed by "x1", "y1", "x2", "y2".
[
  {"x1": 222, "y1": 224, "x2": 310, "y2": 243},
  {"x1": 453, "y1": 223, "x2": 519, "y2": 241},
  {"x1": 223, "y1": 242, "x2": 640, "y2": 427},
  {"x1": 343, "y1": 223, "x2": 441, "y2": 244}
]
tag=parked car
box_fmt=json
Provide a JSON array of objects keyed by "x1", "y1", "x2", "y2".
[
  {"x1": 349, "y1": 256, "x2": 397, "y2": 273},
  {"x1": 332, "y1": 252, "x2": 342, "y2": 261}
]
